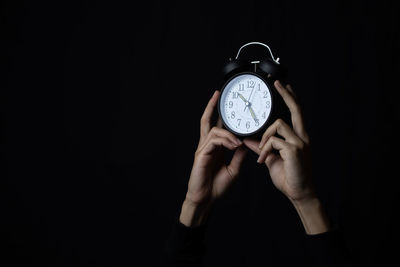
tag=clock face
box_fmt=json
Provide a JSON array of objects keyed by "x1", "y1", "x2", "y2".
[{"x1": 219, "y1": 73, "x2": 273, "y2": 136}]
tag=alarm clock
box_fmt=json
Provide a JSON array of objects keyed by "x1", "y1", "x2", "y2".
[{"x1": 218, "y1": 42, "x2": 289, "y2": 137}]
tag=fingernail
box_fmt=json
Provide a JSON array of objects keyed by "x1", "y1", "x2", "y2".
[{"x1": 258, "y1": 143, "x2": 262, "y2": 149}]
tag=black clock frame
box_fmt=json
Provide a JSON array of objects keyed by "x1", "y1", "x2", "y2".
[{"x1": 218, "y1": 71, "x2": 281, "y2": 138}]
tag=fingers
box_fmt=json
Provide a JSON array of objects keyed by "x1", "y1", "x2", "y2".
[
  {"x1": 274, "y1": 81, "x2": 309, "y2": 143},
  {"x1": 199, "y1": 127, "x2": 241, "y2": 151},
  {"x1": 242, "y1": 138, "x2": 261, "y2": 155},
  {"x1": 257, "y1": 136, "x2": 291, "y2": 163},
  {"x1": 201, "y1": 137, "x2": 240, "y2": 155},
  {"x1": 216, "y1": 117, "x2": 223, "y2": 128},
  {"x1": 200, "y1": 91, "x2": 220, "y2": 139},
  {"x1": 227, "y1": 145, "x2": 248, "y2": 177},
  {"x1": 258, "y1": 119, "x2": 303, "y2": 149},
  {"x1": 286, "y1": 84, "x2": 296, "y2": 97},
  {"x1": 197, "y1": 127, "x2": 242, "y2": 154},
  {"x1": 244, "y1": 135, "x2": 290, "y2": 164},
  {"x1": 265, "y1": 153, "x2": 279, "y2": 169}
]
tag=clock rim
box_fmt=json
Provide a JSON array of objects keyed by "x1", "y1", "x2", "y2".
[{"x1": 218, "y1": 71, "x2": 275, "y2": 137}]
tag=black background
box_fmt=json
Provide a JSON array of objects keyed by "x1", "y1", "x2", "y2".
[{"x1": 2, "y1": 0, "x2": 399, "y2": 266}]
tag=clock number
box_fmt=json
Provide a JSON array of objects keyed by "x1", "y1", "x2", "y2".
[
  {"x1": 232, "y1": 92, "x2": 238, "y2": 99},
  {"x1": 239, "y1": 84, "x2": 244, "y2": 91},
  {"x1": 263, "y1": 91, "x2": 268, "y2": 98},
  {"x1": 231, "y1": 111, "x2": 235, "y2": 119},
  {"x1": 229, "y1": 101, "x2": 233, "y2": 108},
  {"x1": 237, "y1": 118, "x2": 241, "y2": 126},
  {"x1": 262, "y1": 112, "x2": 266, "y2": 119},
  {"x1": 247, "y1": 80, "x2": 255, "y2": 88},
  {"x1": 266, "y1": 101, "x2": 270, "y2": 108},
  {"x1": 255, "y1": 119, "x2": 259, "y2": 126},
  {"x1": 246, "y1": 121, "x2": 250, "y2": 129},
  {"x1": 257, "y1": 83, "x2": 261, "y2": 91}
]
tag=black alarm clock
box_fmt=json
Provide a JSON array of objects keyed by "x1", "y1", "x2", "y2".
[{"x1": 218, "y1": 42, "x2": 289, "y2": 137}]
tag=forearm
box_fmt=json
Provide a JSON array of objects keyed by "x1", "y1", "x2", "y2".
[{"x1": 291, "y1": 196, "x2": 331, "y2": 235}]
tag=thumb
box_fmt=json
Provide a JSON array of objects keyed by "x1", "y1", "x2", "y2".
[
  {"x1": 228, "y1": 145, "x2": 248, "y2": 176},
  {"x1": 243, "y1": 138, "x2": 261, "y2": 155}
]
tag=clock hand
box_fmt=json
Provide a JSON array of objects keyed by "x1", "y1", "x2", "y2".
[
  {"x1": 239, "y1": 91, "x2": 258, "y2": 122},
  {"x1": 238, "y1": 93, "x2": 247, "y2": 103},
  {"x1": 238, "y1": 93, "x2": 250, "y2": 112},
  {"x1": 247, "y1": 88, "x2": 255, "y2": 102},
  {"x1": 248, "y1": 105, "x2": 258, "y2": 124},
  {"x1": 244, "y1": 87, "x2": 255, "y2": 112}
]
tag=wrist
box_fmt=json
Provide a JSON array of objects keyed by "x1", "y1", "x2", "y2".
[
  {"x1": 179, "y1": 198, "x2": 212, "y2": 227},
  {"x1": 291, "y1": 196, "x2": 331, "y2": 235},
  {"x1": 290, "y1": 193, "x2": 318, "y2": 208}
]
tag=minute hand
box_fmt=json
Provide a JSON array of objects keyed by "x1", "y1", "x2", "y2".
[{"x1": 248, "y1": 105, "x2": 258, "y2": 123}]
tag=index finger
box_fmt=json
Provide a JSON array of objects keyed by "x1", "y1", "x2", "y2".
[
  {"x1": 274, "y1": 81, "x2": 309, "y2": 143},
  {"x1": 200, "y1": 90, "x2": 220, "y2": 139}
]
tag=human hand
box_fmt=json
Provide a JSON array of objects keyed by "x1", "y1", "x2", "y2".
[
  {"x1": 243, "y1": 81, "x2": 331, "y2": 234},
  {"x1": 180, "y1": 91, "x2": 248, "y2": 227},
  {"x1": 244, "y1": 80, "x2": 313, "y2": 202}
]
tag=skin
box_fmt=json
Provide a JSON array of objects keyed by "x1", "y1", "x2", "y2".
[{"x1": 180, "y1": 80, "x2": 331, "y2": 235}]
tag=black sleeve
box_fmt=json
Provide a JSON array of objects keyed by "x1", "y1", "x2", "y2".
[
  {"x1": 159, "y1": 220, "x2": 354, "y2": 267},
  {"x1": 305, "y1": 228, "x2": 354, "y2": 267},
  {"x1": 159, "y1": 220, "x2": 207, "y2": 267}
]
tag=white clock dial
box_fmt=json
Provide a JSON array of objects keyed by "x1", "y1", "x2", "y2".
[{"x1": 220, "y1": 74, "x2": 272, "y2": 135}]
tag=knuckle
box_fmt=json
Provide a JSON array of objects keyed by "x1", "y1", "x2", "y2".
[
  {"x1": 275, "y1": 118, "x2": 284, "y2": 126},
  {"x1": 269, "y1": 136, "x2": 278, "y2": 142},
  {"x1": 230, "y1": 169, "x2": 239, "y2": 178},
  {"x1": 210, "y1": 126, "x2": 218, "y2": 134}
]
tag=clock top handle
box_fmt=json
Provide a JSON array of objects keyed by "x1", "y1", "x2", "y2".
[
  {"x1": 223, "y1": 41, "x2": 287, "y2": 82},
  {"x1": 235, "y1": 42, "x2": 280, "y2": 65}
]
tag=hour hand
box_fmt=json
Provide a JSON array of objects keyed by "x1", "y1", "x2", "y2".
[
  {"x1": 238, "y1": 93, "x2": 247, "y2": 103},
  {"x1": 238, "y1": 93, "x2": 250, "y2": 112}
]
